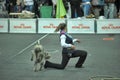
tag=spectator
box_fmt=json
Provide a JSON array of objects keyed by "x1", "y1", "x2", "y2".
[
  {"x1": 0, "y1": 0, "x2": 9, "y2": 18},
  {"x1": 104, "y1": 0, "x2": 116, "y2": 19},
  {"x1": 82, "y1": 0, "x2": 91, "y2": 17},
  {"x1": 47, "y1": 0, "x2": 53, "y2": 6},
  {"x1": 91, "y1": 0, "x2": 104, "y2": 19},
  {"x1": 39, "y1": 0, "x2": 53, "y2": 6},
  {"x1": 52, "y1": 0, "x2": 57, "y2": 18},
  {"x1": 33, "y1": 0, "x2": 39, "y2": 17},
  {"x1": 63, "y1": 0, "x2": 69, "y2": 12},
  {"x1": 63, "y1": 0, "x2": 69, "y2": 18},
  {"x1": 115, "y1": 0, "x2": 120, "y2": 18},
  {"x1": 68, "y1": 0, "x2": 83, "y2": 18},
  {"x1": 5, "y1": 0, "x2": 10, "y2": 13},
  {"x1": 14, "y1": 0, "x2": 23, "y2": 13},
  {"x1": 9, "y1": 0, "x2": 17, "y2": 12},
  {"x1": 24, "y1": 0, "x2": 34, "y2": 12},
  {"x1": 0, "y1": 0, "x2": 6, "y2": 11}
]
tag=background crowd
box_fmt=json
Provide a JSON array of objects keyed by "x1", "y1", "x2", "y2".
[{"x1": 0, "y1": 0, "x2": 120, "y2": 19}]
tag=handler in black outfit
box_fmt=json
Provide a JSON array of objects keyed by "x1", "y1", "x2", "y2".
[{"x1": 44, "y1": 23, "x2": 87, "y2": 69}]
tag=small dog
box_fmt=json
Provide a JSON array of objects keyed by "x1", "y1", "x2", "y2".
[{"x1": 31, "y1": 41, "x2": 50, "y2": 72}]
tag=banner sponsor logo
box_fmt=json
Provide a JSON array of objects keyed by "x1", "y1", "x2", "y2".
[
  {"x1": 97, "y1": 19, "x2": 120, "y2": 34},
  {"x1": 10, "y1": 19, "x2": 36, "y2": 33},
  {"x1": 0, "y1": 26, "x2": 3, "y2": 28},
  {"x1": 38, "y1": 19, "x2": 65, "y2": 33},
  {"x1": 72, "y1": 24, "x2": 90, "y2": 29},
  {"x1": 102, "y1": 24, "x2": 120, "y2": 30},
  {"x1": 43, "y1": 24, "x2": 57, "y2": 29},
  {"x1": 14, "y1": 24, "x2": 32, "y2": 29}
]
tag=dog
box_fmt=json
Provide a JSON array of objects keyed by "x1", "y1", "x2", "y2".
[{"x1": 31, "y1": 41, "x2": 50, "y2": 72}]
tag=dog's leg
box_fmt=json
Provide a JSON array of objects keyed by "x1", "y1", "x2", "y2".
[
  {"x1": 33, "y1": 63, "x2": 36, "y2": 72},
  {"x1": 34, "y1": 61, "x2": 38, "y2": 72},
  {"x1": 39, "y1": 62, "x2": 44, "y2": 71},
  {"x1": 31, "y1": 50, "x2": 34, "y2": 61},
  {"x1": 31, "y1": 51, "x2": 38, "y2": 72},
  {"x1": 39, "y1": 63, "x2": 42, "y2": 71},
  {"x1": 38, "y1": 59, "x2": 44, "y2": 71},
  {"x1": 36, "y1": 63, "x2": 40, "y2": 72}
]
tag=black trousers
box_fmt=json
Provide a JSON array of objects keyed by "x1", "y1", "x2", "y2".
[
  {"x1": 45, "y1": 48, "x2": 87, "y2": 69},
  {"x1": 70, "y1": 2, "x2": 83, "y2": 18}
]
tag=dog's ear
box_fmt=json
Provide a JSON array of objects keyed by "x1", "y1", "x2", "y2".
[
  {"x1": 37, "y1": 40, "x2": 40, "y2": 45},
  {"x1": 34, "y1": 40, "x2": 41, "y2": 45}
]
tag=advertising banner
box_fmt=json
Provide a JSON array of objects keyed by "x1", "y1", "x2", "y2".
[
  {"x1": 38, "y1": 18, "x2": 65, "y2": 33},
  {"x1": 0, "y1": 19, "x2": 8, "y2": 33},
  {"x1": 10, "y1": 19, "x2": 36, "y2": 33},
  {"x1": 67, "y1": 19, "x2": 95, "y2": 33},
  {"x1": 97, "y1": 19, "x2": 120, "y2": 34}
]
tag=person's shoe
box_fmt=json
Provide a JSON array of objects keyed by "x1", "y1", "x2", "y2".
[
  {"x1": 44, "y1": 61, "x2": 48, "y2": 69},
  {"x1": 45, "y1": 55, "x2": 51, "y2": 59},
  {"x1": 45, "y1": 53, "x2": 51, "y2": 59},
  {"x1": 75, "y1": 65, "x2": 84, "y2": 68},
  {"x1": 77, "y1": 17, "x2": 82, "y2": 19}
]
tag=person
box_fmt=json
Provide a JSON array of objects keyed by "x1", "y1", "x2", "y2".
[
  {"x1": 14, "y1": 0, "x2": 23, "y2": 13},
  {"x1": 82, "y1": 0, "x2": 91, "y2": 17},
  {"x1": 52, "y1": 0, "x2": 57, "y2": 18},
  {"x1": 0, "y1": 0, "x2": 9, "y2": 18},
  {"x1": 91, "y1": 0, "x2": 105, "y2": 19},
  {"x1": 104, "y1": 0, "x2": 116, "y2": 19},
  {"x1": 44, "y1": 23, "x2": 87, "y2": 69},
  {"x1": 5, "y1": 0, "x2": 10, "y2": 13},
  {"x1": 115, "y1": 0, "x2": 120, "y2": 18},
  {"x1": 68, "y1": 0, "x2": 83, "y2": 18},
  {"x1": 9, "y1": 0, "x2": 17, "y2": 12},
  {"x1": 24, "y1": 0, "x2": 34, "y2": 12}
]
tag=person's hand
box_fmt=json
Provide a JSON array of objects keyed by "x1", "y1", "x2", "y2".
[
  {"x1": 71, "y1": 45, "x2": 76, "y2": 50},
  {"x1": 76, "y1": 39, "x2": 80, "y2": 43},
  {"x1": 10, "y1": 3, "x2": 13, "y2": 6}
]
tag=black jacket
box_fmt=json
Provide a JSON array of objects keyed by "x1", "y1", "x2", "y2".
[{"x1": 68, "y1": 0, "x2": 82, "y2": 3}]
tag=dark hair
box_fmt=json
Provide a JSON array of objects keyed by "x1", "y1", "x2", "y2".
[{"x1": 54, "y1": 23, "x2": 66, "y2": 32}]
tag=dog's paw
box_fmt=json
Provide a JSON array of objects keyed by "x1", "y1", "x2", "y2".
[
  {"x1": 33, "y1": 68, "x2": 36, "y2": 72},
  {"x1": 39, "y1": 68, "x2": 42, "y2": 71},
  {"x1": 33, "y1": 67, "x2": 38, "y2": 72},
  {"x1": 34, "y1": 70, "x2": 37, "y2": 72},
  {"x1": 34, "y1": 69, "x2": 39, "y2": 72}
]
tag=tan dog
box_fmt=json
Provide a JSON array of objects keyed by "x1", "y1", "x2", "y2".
[{"x1": 31, "y1": 41, "x2": 50, "y2": 72}]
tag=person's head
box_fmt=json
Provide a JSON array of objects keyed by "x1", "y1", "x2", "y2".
[{"x1": 54, "y1": 23, "x2": 67, "y2": 32}]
